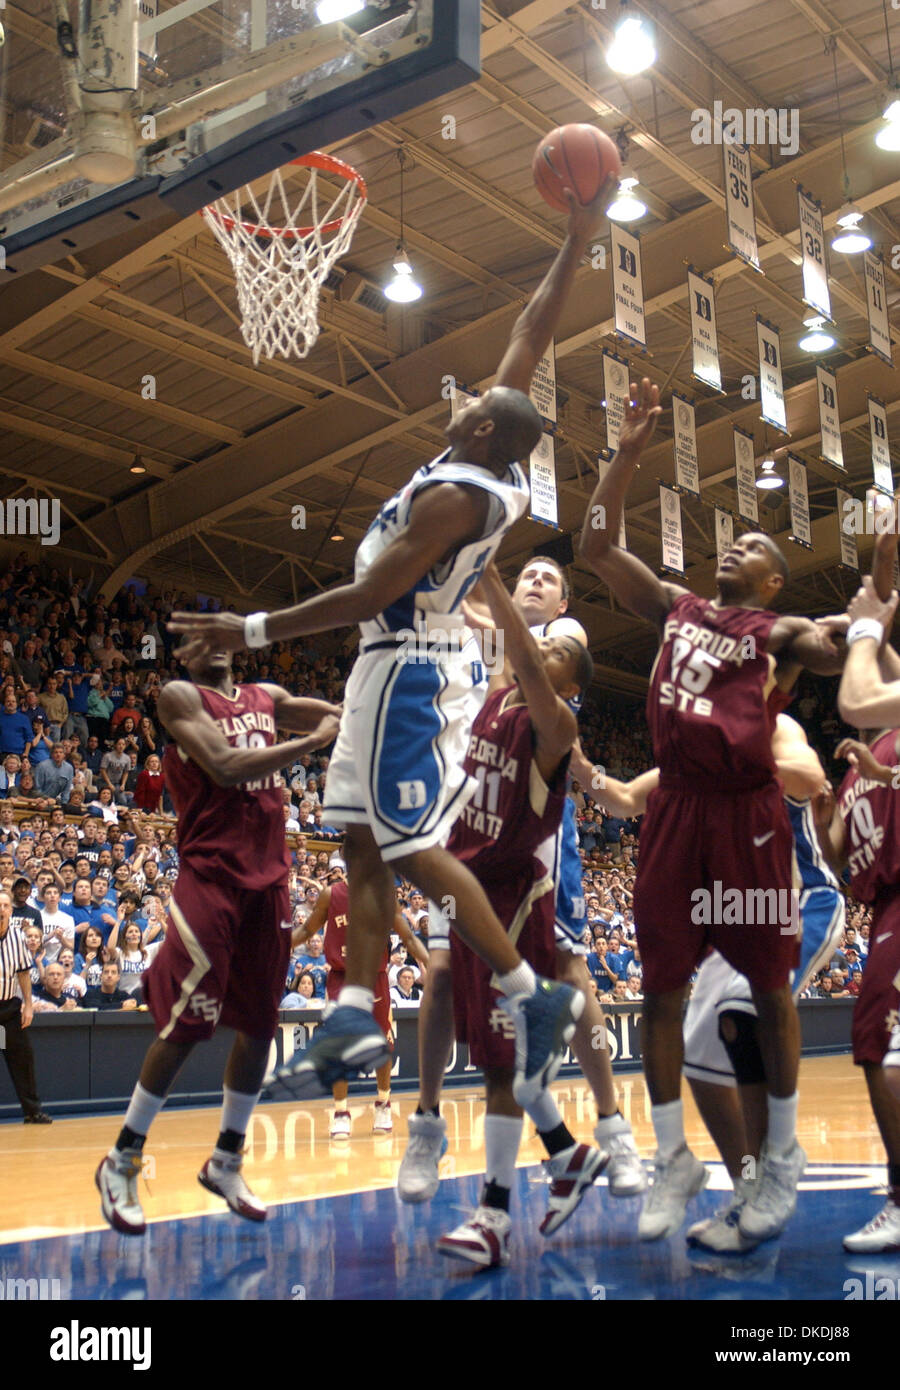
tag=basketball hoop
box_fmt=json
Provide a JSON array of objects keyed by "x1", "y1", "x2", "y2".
[{"x1": 202, "y1": 152, "x2": 368, "y2": 365}]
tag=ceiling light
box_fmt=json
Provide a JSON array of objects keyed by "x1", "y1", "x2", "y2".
[
  {"x1": 756, "y1": 458, "x2": 785, "y2": 489},
  {"x1": 831, "y1": 205, "x2": 872, "y2": 255},
  {"x1": 315, "y1": 0, "x2": 364, "y2": 22},
  {"x1": 606, "y1": 176, "x2": 647, "y2": 222},
  {"x1": 330, "y1": 528, "x2": 344, "y2": 542},
  {"x1": 798, "y1": 315, "x2": 836, "y2": 353},
  {"x1": 130, "y1": 456, "x2": 146, "y2": 475},
  {"x1": 876, "y1": 96, "x2": 900, "y2": 150},
  {"x1": 384, "y1": 246, "x2": 422, "y2": 302},
  {"x1": 606, "y1": 10, "x2": 656, "y2": 76}
]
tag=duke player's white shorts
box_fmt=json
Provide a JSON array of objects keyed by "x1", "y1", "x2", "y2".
[
  {"x1": 683, "y1": 886, "x2": 845, "y2": 1087},
  {"x1": 324, "y1": 629, "x2": 485, "y2": 863}
]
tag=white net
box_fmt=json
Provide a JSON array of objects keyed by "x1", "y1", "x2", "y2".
[{"x1": 202, "y1": 156, "x2": 367, "y2": 365}]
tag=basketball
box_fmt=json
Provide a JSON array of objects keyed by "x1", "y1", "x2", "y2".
[{"x1": 532, "y1": 124, "x2": 622, "y2": 213}]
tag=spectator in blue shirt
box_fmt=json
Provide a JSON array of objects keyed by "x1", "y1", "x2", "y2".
[
  {"x1": 0, "y1": 693, "x2": 33, "y2": 757},
  {"x1": 62, "y1": 671, "x2": 90, "y2": 745},
  {"x1": 296, "y1": 933, "x2": 329, "y2": 999},
  {"x1": 34, "y1": 744, "x2": 74, "y2": 802},
  {"x1": 605, "y1": 932, "x2": 634, "y2": 980}
]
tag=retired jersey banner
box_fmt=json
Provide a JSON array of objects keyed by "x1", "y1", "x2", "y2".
[
  {"x1": 610, "y1": 223, "x2": 646, "y2": 347},
  {"x1": 733, "y1": 427, "x2": 759, "y2": 524},
  {"x1": 757, "y1": 317, "x2": 787, "y2": 432},
  {"x1": 603, "y1": 349, "x2": 630, "y2": 452},
  {"x1": 798, "y1": 188, "x2": 831, "y2": 321},
  {"x1": 598, "y1": 452, "x2": 627, "y2": 550},
  {"x1": 836, "y1": 489, "x2": 858, "y2": 570},
  {"x1": 659, "y1": 485, "x2": 685, "y2": 575},
  {"x1": 869, "y1": 395, "x2": 894, "y2": 496},
  {"x1": 723, "y1": 139, "x2": 760, "y2": 270},
  {"x1": 672, "y1": 393, "x2": 700, "y2": 496},
  {"x1": 864, "y1": 251, "x2": 892, "y2": 364},
  {"x1": 529, "y1": 433, "x2": 559, "y2": 529},
  {"x1": 816, "y1": 364, "x2": 843, "y2": 469},
  {"x1": 687, "y1": 269, "x2": 722, "y2": 392},
  {"x1": 787, "y1": 455, "x2": 812, "y2": 549},
  {"x1": 715, "y1": 508, "x2": 734, "y2": 567},
  {"x1": 530, "y1": 342, "x2": 557, "y2": 424}
]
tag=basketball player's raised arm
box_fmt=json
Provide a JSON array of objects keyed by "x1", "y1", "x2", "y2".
[
  {"x1": 578, "y1": 379, "x2": 685, "y2": 628},
  {"x1": 479, "y1": 563, "x2": 576, "y2": 775},
  {"x1": 493, "y1": 188, "x2": 613, "y2": 394},
  {"x1": 771, "y1": 714, "x2": 825, "y2": 801},
  {"x1": 868, "y1": 528, "x2": 900, "y2": 683},
  {"x1": 771, "y1": 614, "x2": 845, "y2": 677},
  {"x1": 156, "y1": 683, "x2": 316, "y2": 788},
  {"x1": 258, "y1": 686, "x2": 342, "y2": 743},
  {"x1": 834, "y1": 736, "x2": 898, "y2": 787},
  {"x1": 167, "y1": 484, "x2": 491, "y2": 655},
  {"x1": 292, "y1": 885, "x2": 330, "y2": 949},
  {"x1": 838, "y1": 578, "x2": 900, "y2": 726}
]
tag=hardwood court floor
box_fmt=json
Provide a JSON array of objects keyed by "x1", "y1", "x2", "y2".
[{"x1": 0, "y1": 1054, "x2": 882, "y2": 1241}]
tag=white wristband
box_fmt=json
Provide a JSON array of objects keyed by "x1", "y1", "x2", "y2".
[
  {"x1": 846, "y1": 618, "x2": 884, "y2": 646},
  {"x1": 244, "y1": 611, "x2": 269, "y2": 649}
]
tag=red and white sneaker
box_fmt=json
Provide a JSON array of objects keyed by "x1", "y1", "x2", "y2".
[
  {"x1": 540, "y1": 1143, "x2": 609, "y2": 1237},
  {"x1": 198, "y1": 1151, "x2": 266, "y2": 1222},
  {"x1": 96, "y1": 1148, "x2": 146, "y2": 1236},
  {"x1": 437, "y1": 1206, "x2": 511, "y2": 1268},
  {"x1": 373, "y1": 1100, "x2": 393, "y2": 1133},
  {"x1": 330, "y1": 1109, "x2": 351, "y2": 1139}
]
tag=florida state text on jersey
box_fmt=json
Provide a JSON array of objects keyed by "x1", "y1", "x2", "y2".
[{"x1": 838, "y1": 731, "x2": 900, "y2": 895}]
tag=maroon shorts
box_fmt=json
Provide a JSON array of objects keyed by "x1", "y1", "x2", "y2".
[
  {"x1": 450, "y1": 876, "x2": 556, "y2": 1073},
  {"x1": 852, "y1": 896, "x2": 900, "y2": 1067},
  {"x1": 327, "y1": 969, "x2": 393, "y2": 1044},
  {"x1": 143, "y1": 864, "x2": 291, "y2": 1043},
  {"x1": 633, "y1": 781, "x2": 799, "y2": 994}
]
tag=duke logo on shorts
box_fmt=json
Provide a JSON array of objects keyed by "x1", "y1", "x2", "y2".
[{"x1": 324, "y1": 450, "x2": 529, "y2": 861}]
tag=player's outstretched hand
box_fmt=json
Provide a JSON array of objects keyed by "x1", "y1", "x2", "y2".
[
  {"x1": 168, "y1": 609, "x2": 247, "y2": 655},
  {"x1": 847, "y1": 576, "x2": 899, "y2": 631},
  {"x1": 617, "y1": 378, "x2": 662, "y2": 459},
  {"x1": 564, "y1": 177, "x2": 616, "y2": 242},
  {"x1": 811, "y1": 780, "x2": 835, "y2": 829}
]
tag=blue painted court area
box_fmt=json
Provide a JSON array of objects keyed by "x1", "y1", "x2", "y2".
[{"x1": 0, "y1": 1162, "x2": 895, "y2": 1302}]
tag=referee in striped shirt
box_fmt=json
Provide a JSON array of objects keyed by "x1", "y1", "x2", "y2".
[{"x1": 0, "y1": 886, "x2": 51, "y2": 1123}]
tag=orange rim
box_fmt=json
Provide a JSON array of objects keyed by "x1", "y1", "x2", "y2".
[{"x1": 202, "y1": 152, "x2": 368, "y2": 239}]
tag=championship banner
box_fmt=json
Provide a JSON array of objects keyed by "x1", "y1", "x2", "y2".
[
  {"x1": 672, "y1": 393, "x2": 700, "y2": 496},
  {"x1": 868, "y1": 395, "x2": 894, "y2": 496},
  {"x1": 530, "y1": 342, "x2": 557, "y2": 424},
  {"x1": 529, "y1": 433, "x2": 559, "y2": 529},
  {"x1": 610, "y1": 223, "x2": 646, "y2": 347},
  {"x1": 864, "y1": 251, "x2": 892, "y2": 365},
  {"x1": 715, "y1": 508, "x2": 734, "y2": 567},
  {"x1": 659, "y1": 485, "x2": 685, "y2": 575},
  {"x1": 756, "y1": 317, "x2": 787, "y2": 432},
  {"x1": 787, "y1": 455, "x2": 812, "y2": 550},
  {"x1": 598, "y1": 453, "x2": 627, "y2": 549},
  {"x1": 733, "y1": 427, "x2": 759, "y2": 524},
  {"x1": 687, "y1": 269, "x2": 723, "y2": 391},
  {"x1": 816, "y1": 364, "x2": 844, "y2": 469},
  {"x1": 836, "y1": 488, "x2": 858, "y2": 571},
  {"x1": 798, "y1": 187, "x2": 831, "y2": 321},
  {"x1": 602, "y1": 349, "x2": 630, "y2": 452},
  {"x1": 723, "y1": 139, "x2": 760, "y2": 270}
]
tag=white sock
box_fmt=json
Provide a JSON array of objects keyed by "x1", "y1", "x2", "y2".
[
  {"x1": 766, "y1": 1092, "x2": 798, "y2": 1154},
  {"x1": 338, "y1": 985, "x2": 374, "y2": 1013},
  {"x1": 526, "y1": 1090, "x2": 563, "y2": 1134},
  {"x1": 218, "y1": 1086, "x2": 260, "y2": 1144},
  {"x1": 594, "y1": 1110, "x2": 628, "y2": 1140},
  {"x1": 651, "y1": 1099, "x2": 685, "y2": 1158},
  {"x1": 484, "y1": 1114, "x2": 523, "y2": 1193},
  {"x1": 496, "y1": 961, "x2": 536, "y2": 998},
  {"x1": 118, "y1": 1082, "x2": 164, "y2": 1146}
]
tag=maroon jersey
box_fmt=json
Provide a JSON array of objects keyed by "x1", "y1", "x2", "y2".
[
  {"x1": 163, "y1": 683, "x2": 289, "y2": 891},
  {"x1": 648, "y1": 592, "x2": 780, "y2": 789},
  {"x1": 837, "y1": 730, "x2": 900, "y2": 903},
  {"x1": 324, "y1": 880, "x2": 388, "y2": 973},
  {"x1": 448, "y1": 687, "x2": 568, "y2": 879}
]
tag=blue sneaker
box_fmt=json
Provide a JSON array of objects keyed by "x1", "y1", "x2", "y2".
[
  {"x1": 264, "y1": 1005, "x2": 391, "y2": 1101},
  {"x1": 502, "y1": 978, "x2": 584, "y2": 1108}
]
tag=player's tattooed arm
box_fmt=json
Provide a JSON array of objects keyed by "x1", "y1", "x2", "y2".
[
  {"x1": 838, "y1": 579, "x2": 900, "y2": 727},
  {"x1": 156, "y1": 682, "x2": 317, "y2": 788}
]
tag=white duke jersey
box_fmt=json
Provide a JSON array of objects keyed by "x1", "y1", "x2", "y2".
[{"x1": 356, "y1": 449, "x2": 529, "y2": 641}]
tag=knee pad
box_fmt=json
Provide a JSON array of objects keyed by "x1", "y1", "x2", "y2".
[{"x1": 718, "y1": 1009, "x2": 766, "y2": 1087}]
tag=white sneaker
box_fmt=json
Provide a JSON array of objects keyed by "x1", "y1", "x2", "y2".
[
  {"x1": 687, "y1": 1180, "x2": 760, "y2": 1253},
  {"x1": 739, "y1": 1141, "x2": 806, "y2": 1241},
  {"x1": 843, "y1": 1200, "x2": 900, "y2": 1253},
  {"x1": 198, "y1": 1151, "x2": 266, "y2": 1222},
  {"x1": 437, "y1": 1205, "x2": 511, "y2": 1268},
  {"x1": 397, "y1": 1112, "x2": 447, "y2": 1204},
  {"x1": 595, "y1": 1115, "x2": 647, "y2": 1197},
  {"x1": 639, "y1": 1146, "x2": 709, "y2": 1241},
  {"x1": 373, "y1": 1100, "x2": 393, "y2": 1134},
  {"x1": 96, "y1": 1148, "x2": 145, "y2": 1236},
  {"x1": 330, "y1": 1109, "x2": 351, "y2": 1139}
]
